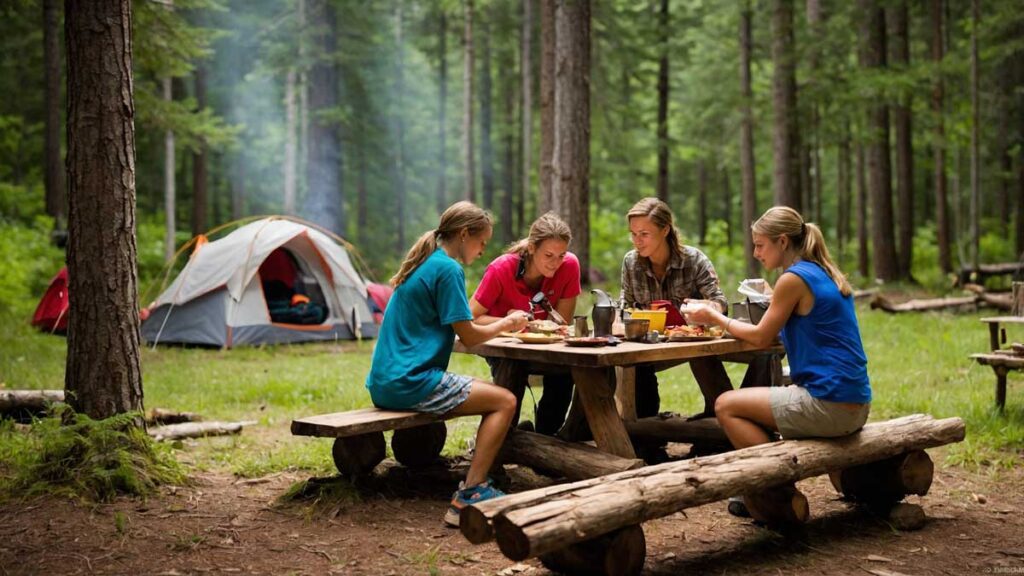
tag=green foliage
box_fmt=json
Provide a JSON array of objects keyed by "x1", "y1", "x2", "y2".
[
  {"x1": 0, "y1": 406, "x2": 187, "y2": 502},
  {"x1": 0, "y1": 216, "x2": 64, "y2": 317}
]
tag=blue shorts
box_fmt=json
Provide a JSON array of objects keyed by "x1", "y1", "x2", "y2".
[{"x1": 410, "y1": 372, "x2": 474, "y2": 415}]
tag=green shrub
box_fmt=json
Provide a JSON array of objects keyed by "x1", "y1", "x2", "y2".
[
  {"x1": 0, "y1": 216, "x2": 64, "y2": 317},
  {"x1": 0, "y1": 407, "x2": 187, "y2": 502}
]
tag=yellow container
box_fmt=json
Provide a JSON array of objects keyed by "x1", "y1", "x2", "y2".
[{"x1": 626, "y1": 309, "x2": 667, "y2": 333}]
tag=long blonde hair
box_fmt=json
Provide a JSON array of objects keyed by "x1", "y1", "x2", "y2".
[
  {"x1": 752, "y1": 206, "x2": 852, "y2": 296},
  {"x1": 627, "y1": 197, "x2": 684, "y2": 261},
  {"x1": 390, "y1": 201, "x2": 493, "y2": 287},
  {"x1": 505, "y1": 212, "x2": 572, "y2": 263}
]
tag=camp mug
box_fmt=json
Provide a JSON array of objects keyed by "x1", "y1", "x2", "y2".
[{"x1": 573, "y1": 315, "x2": 590, "y2": 338}]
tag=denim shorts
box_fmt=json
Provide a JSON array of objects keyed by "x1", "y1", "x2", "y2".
[
  {"x1": 769, "y1": 385, "x2": 870, "y2": 439},
  {"x1": 410, "y1": 372, "x2": 475, "y2": 415}
]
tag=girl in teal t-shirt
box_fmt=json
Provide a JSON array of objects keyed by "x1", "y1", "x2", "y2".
[{"x1": 366, "y1": 201, "x2": 529, "y2": 527}]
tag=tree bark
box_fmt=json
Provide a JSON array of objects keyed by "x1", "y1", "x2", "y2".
[
  {"x1": 486, "y1": 415, "x2": 964, "y2": 561},
  {"x1": 739, "y1": 3, "x2": 758, "y2": 278},
  {"x1": 163, "y1": 76, "x2": 176, "y2": 261},
  {"x1": 65, "y1": 0, "x2": 144, "y2": 420},
  {"x1": 479, "y1": 17, "x2": 495, "y2": 210},
  {"x1": 552, "y1": 0, "x2": 590, "y2": 283},
  {"x1": 770, "y1": 0, "x2": 801, "y2": 211},
  {"x1": 394, "y1": 1, "x2": 407, "y2": 251},
  {"x1": 969, "y1": 0, "x2": 980, "y2": 270},
  {"x1": 43, "y1": 0, "x2": 65, "y2": 228},
  {"x1": 191, "y1": 64, "x2": 208, "y2": 236},
  {"x1": 304, "y1": 0, "x2": 343, "y2": 235},
  {"x1": 806, "y1": 0, "x2": 823, "y2": 226},
  {"x1": 655, "y1": 0, "x2": 669, "y2": 202},
  {"x1": 856, "y1": 143, "x2": 869, "y2": 278},
  {"x1": 437, "y1": 10, "x2": 448, "y2": 213},
  {"x1": 521, "y1": 0, "x2": 532, "y2": 231},
  {"x1": 504, "y1": 40, "x2": 517, "y2": 244},
  {"x1": 861, "y1": 0, "x2": 898, "y2": 281},
  {"x1": 892, "y1": 1, "x2": 914, "y2": 280},
  {"x1": 931, "y1": 0, "x2": 952, "y2": 273},
  {"x1": 837, "y1": 120, "x2": 852, "y2": 262},
  {"x1": 539, "y1": 0, "x2": 555, "y2": 214},
  {"x1": 462, "y1": 0, "x2": 476, "y2": 202}
]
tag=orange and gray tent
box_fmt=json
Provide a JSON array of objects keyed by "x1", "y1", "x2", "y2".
[{"x1": 141, "y1": 218, "x2": 377, "y2": 347}]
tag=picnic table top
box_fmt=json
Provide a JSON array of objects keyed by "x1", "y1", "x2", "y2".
[{"x1": 455, "y1": 335, "x2": 781, "y2": 368}]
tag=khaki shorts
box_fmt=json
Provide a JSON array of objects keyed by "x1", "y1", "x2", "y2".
[{"x1": 770, "y1": 385, "x2": 870, "y2": 439}]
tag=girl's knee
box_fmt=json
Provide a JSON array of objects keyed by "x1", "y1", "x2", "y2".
[
  {"x1": 497, "y1": 387, "x2": 517, "y2": 414},
  {"x1": 715, "y1": 390, "x2": 737, "y2": 417}
]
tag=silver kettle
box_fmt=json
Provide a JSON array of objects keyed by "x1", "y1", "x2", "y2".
[{"x1": 591, "y1": 289, "x2": 615, "y2": 337}]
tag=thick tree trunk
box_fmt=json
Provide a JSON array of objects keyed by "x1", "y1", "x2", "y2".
[
  {"x1": 861, "y1": 0, "x2": 898, "y2": 281},
  {"x1": 892, "y1": 1, "x2": 913, "y2": 280},
  {"x1": 521, "y1": 0, "x2": 532, "y2": 230},
  {"x1": 437, "y1": 10, "x2": 448, "y2": 213},
  {"x1": 43, "y1": 0, "x2": 65, "y2": 228},
  {"x1": 485, "y1": 415, "x2": 964, "y2": 561},
  {"x1": 191, "y1": 65, "x2": 207, "y2": 236},
  {"x1": 65, "y1": 0, "x2": 144, "y2": 420},
  {"x1": 304, "y1": 0, "x2": 342, "y2": 235},
  {"x1": 931, "y1": 0, "x2": 952, "y2": 273},
  {"x1": 770, "y1": 0, "x2": 801, "y2": 211},
  {"x1": 462, "y1": 0, "x2": 475, "y2": 202},
  {"x1": 539, "y1": 0, "x2": 555, "y2": 214},
  {"x1": 739, "y1": 3, "x2": 758, "y2": 278},
  {"x1": 805, "y1": 0, "x2": 823, "y2": 226},
  {"x1": 552, "y1": 0, "x2": 590, "y2": 282},
  {"x1": 655, "y1": 0, "x2": 669, "y2": 202},
  {"x1": 503, "y1": 46, "x2": 517, "y2": 244},
  {"x1": 479, "y1": 18, "x2": 495, "y2": 210},
  {"x1": 969, "y1": 0, "x2": 980, "y2": 270},
  {"x1": 1018, "y1": 157, "x2": 1024, "y2": 255}
]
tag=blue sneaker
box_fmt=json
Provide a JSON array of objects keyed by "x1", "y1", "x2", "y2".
[{"x1": 443, "y1": 479, "x2": 506, "y2": 527}]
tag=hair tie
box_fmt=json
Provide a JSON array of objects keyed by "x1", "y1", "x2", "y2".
[{"x1": 800, "y1": 222, "x2": 807, "y2": 236}]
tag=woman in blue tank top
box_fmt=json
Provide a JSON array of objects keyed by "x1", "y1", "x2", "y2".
[{"x1": 681, "y1": 206, "x2": 870, "y2": 446}]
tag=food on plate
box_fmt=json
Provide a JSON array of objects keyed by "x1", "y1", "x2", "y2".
[
  {"x1": 665, "y1": 324, "x2": 724, "y2": 339},
  {"x1": 525, "y1": 319, "x2": 569, "y2": 336},
  {"x1": 500, "y1": 331, "x2": 564, "y2": 344}
]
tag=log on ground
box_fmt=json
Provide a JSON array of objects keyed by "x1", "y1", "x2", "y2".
[
  {"x1": 538, "y1": 524, "x2": 645, "y2": 576},
  {"x1": 148, "y1": 420, "x2": 256, "y2": 442},
  {"x1": 145, "y1": 407, "x2": 202, "y2": 426},
  {"x1": 829, "y1": 450, "x2": 933, "y2": 505},
  {"x1": 870, "y1": 294, "x2": 979, "y2": 313},
  {"x1": 332, "y1": 432, "x2": 386, "y2": 476},
  {"x1": 624, "y1": 415, "x2": 731, "y2": 447},
  {"x1": 504, "y1": 430, "x2": 644, "y2": 481},
  {"x1": 479, "y1": 414, "x2": 964, "y2": 561},
  {"x1": 0, "y1": 390, "x2": 65, "y2": 413}
]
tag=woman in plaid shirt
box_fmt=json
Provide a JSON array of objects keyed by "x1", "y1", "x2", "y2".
[{"x1": 622, "y1": 197, "x2": 771, "y2": 428}]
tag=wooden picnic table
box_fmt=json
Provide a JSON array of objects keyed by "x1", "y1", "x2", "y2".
[
  {"x1": 980, "y1": 316, "x2": 1024, "y2": 351},
  {"x1": 456, "y1": 336, "x2": 783, "y2": 459}
]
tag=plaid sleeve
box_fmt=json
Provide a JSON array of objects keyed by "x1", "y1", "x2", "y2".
[
  {"x1": 620, "y1": 251, "x2": 636, "y2": 307},
  {"x1": 689, "y1": 248, "x2": 728, "y2": 312}
]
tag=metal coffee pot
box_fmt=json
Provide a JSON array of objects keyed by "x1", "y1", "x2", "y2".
[{"x1": 591, "y1": 289, "x2": 616, "y2": 337}]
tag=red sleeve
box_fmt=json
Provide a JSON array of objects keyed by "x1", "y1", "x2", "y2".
[{"x1": 554, "y1": 253, "x2": 582, "y2": 300}]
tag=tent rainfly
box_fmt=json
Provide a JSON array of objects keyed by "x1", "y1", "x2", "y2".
[{"x1": 141, "y1": 218, "x2": 377, "y2": 347}]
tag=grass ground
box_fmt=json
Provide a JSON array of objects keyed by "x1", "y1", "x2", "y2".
[{"x1": 1, "y1": 303, "x2": 1022, "y2": 483}]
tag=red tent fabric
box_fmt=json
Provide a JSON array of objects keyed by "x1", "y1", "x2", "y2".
[
  {"x1": 366, "y1": 282, "x2": 393, "y2": 324},
  {"x1": 32, "y1": 267, "x2": 69, "y2": 333}
]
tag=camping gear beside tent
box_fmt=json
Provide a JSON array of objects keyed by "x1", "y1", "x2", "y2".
[
  {"x1": 366, "y1": 282, "x2": 394, "y2": 324},
  {"x1": 32, "y1": 267, "x2": 69, "y2": 334},
  {"x1": 141, "y1": 218, "x2": 377, "y2": 347}
]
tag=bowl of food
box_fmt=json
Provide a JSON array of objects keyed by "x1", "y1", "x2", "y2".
[{"x1": 623, "y1": 318, "x2": 650, "y2": 341}]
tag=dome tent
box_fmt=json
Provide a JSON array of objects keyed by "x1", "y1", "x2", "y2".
[{"x1": 141, "y1": 217, "x2": 377, "y2": 347}]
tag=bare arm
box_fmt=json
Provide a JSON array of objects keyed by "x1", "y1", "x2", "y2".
[
  {"x1": 469, "y1": 297, "x2": 503, "y2": 325},
  {"x1": 453, "y1": 310, "x2": 530, "y2": 348},
  {"x1": 683, "y1": 273, "x2": 807, "y2": 348},
  {"x1": 554, "y1": 296, "x2": 577, "y2": 324}
]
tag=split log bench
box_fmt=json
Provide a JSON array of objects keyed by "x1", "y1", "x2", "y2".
[
  {"x1": 970, "y1": 353, "x2": 1023, "y2": 410},
  {"x1": 291, "y1": 407, "x2": 644, "y2": 478},
  {"x1": 459, "y1": 414, "x2": 965, "y2": 576}
]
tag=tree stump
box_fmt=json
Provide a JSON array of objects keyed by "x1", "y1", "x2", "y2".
[
  {"x1": 332, "y1": 432, "x2": 385, "y2": 476},
  {"x1": 391, "y1": 422, "x2": 447, "y2": 468},
  {"x1": 829, "y1": 450, "x2": 933, "y2": 506},
  {"x1": 538, "y1": 524, "x2": 645, "y2": 576},
  {"x1": 743, "y1": 483, "x2": 810, "y2": 527}
]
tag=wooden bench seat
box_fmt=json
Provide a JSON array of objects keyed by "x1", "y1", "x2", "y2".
[
  {"x1": 970, "y1": 353, "x2": 1024, "y2": 409},
  {"x1": 459, "y1": 414, "x2": 965, "y2": 576}
]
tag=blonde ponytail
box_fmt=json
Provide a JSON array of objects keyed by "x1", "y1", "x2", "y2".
[
  {"x1": 752, "y1": 206, "x2": 852, "y2": 297},
  {"x1": 390, "y1": 201, "x2": 493, "y2": 287}
]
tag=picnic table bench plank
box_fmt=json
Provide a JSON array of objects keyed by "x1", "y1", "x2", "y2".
[{"x1": 290, "y1": 407, "x2": 445, "y2": 438}]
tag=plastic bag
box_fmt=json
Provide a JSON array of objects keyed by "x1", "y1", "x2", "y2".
[{"x1": 738, "y1": 278, "x2": 772, "y2": 303}]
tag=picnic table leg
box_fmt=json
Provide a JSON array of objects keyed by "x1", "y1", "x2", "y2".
[
  {"x1": 614, "y1": 366, "x2": 637, "y2": 422},
  {"x1": 571, "y1": 367, "x2": 637, "y2": 459},
  {"x1": 995, "y1": 366, "x2": 1008, "y2": 410},
  {"x1": 988, "y1": 322, "x2": 1000, "y2": 351},
  {"x1": 489, "y1": 357, "x2": 530, "y2": 427}
]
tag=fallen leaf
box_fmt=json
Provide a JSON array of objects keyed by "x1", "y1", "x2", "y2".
[
  {"x1": 866, "y1": 555, "x2": 894, "y2": 563},
  {"x1": 660, "y1": 552, "x2": 677, "y2": 561}
]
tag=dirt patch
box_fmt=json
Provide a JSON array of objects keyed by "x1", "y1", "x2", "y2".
[{"x1": 1, "y1": 458, "x2": 1022, "y2": 575}]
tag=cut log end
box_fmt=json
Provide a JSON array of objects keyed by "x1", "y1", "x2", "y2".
[
  {"x1": 538, "y1": 524, "x2": 646, "y2": 576},
  {"x1": 493, "y1": 514, "x2": 535, "y2": 562},
  {"x1": 460, "y1": 506, "x2": 495, "y2": 544},
  {"x1": 391, "y1": 422, "x2": 446, "y2": 468},
  {"x1": 743, "y1": 484, "x2": 810, "y2": 527},
  {"x1": 332, "y1": 433, "x2": 385, "y2": 476},
  {"x1": 888, "y1": 502, "x2": 927, "y2": 531},
  {"x1": 830, "y1": 450, "x2": 934, "y2": 505}
]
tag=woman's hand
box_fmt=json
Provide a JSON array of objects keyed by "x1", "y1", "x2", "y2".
[
  {"x1": 680, "y1": 300, "x2": 719, "y2": 325},
  {"x1": 503, "y1": 310, "x2": 530, "y2": 332}
]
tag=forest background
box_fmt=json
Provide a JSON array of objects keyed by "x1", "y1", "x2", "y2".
[{"x1": 1, "y1": 0, "x2": 1023, "y2": 318}]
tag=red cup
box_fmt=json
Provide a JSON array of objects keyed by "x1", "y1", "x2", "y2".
[{"x1": 650, "y1": 300, "x2": 685, "y2": 327}]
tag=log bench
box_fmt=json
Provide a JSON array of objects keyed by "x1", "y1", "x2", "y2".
[
  {"x1": 291, "y1": 407, "x2": 644, "y2": 478},
  {"x1": 970, "y1": 353, "x2": 1024, "y2": 410},
  {"x1": 459, "y1": 414, "x2": 965, "y2": 576}
]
